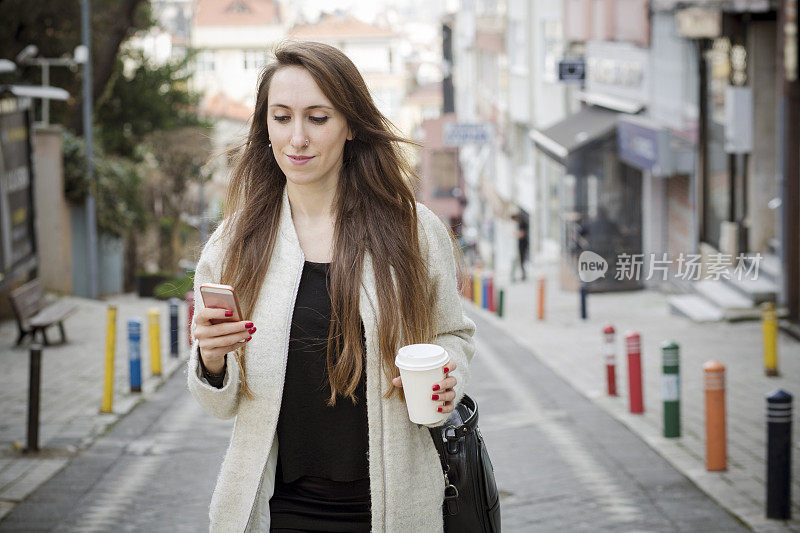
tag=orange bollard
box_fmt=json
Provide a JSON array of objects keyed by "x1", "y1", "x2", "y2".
[
  {"x1": 703, "y1": 360, "x2": 727, "y2": 471},
  {"x1": 537, "y1": 276, "x2": 545, "y2": 320}
]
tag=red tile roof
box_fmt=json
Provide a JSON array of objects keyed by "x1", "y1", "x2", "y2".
[
  {"x1": 195, "y1": 0, "x2": 281, "y2": 27},
  {"x1": 290, "y1": 12, "x2": 397, "y2": 39}
]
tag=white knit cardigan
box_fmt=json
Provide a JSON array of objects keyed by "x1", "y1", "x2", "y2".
[{"x1": 187, "y1": 186, "x2": 476, "y2": 533}]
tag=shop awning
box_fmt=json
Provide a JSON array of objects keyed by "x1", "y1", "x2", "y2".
[{"x1": 530, "y1": 106, "x2": 619, "y2": 164}]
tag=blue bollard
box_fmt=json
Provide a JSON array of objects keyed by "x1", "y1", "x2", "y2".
[
  {"x1": 169, "y1": 297, "x2": 180, "y2": 358},
  {"x1": 128, "y1": 318, "x2": 142, "y2": 393},
  {"x1": 482, "y1": 275, "x2": 489, "y2": 309}
]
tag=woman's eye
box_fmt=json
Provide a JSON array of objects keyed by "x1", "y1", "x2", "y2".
[
  {"x1": 310, "y1": 116, "x2": 328, "y2": 124},
  {"x1": 273, "y1": 115, "x2": 290, "y2": 122}
]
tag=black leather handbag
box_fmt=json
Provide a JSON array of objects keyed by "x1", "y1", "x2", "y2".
[{"x1": 428, "y1": 394, "x2": 501, "y2": 532}]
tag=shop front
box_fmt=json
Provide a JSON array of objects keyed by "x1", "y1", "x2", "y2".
[{"x1": 532, "y1": 105, "x2": 643, "y2": 292}]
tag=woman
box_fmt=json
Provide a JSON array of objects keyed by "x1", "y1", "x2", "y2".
[{"x1": 187, "y1": 40, "x2": 475, "y2": 533}]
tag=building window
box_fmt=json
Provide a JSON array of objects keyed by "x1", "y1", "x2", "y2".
[
  {"x1": 542, "y1": 19, "x2": 564, "y2": 84},
  {"x1": 196, "y1": 50, "x2": 216, "y2": 72},
  {"x1": 243, "y1": 50, "x2": 267, "y2": 71}
]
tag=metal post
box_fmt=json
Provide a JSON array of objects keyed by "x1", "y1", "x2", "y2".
[
  {"x1": 487, "y1": 273, "x2": 495, "y2": 313},
  {"x1": 537, "y1": 275, "x2": 545, "y2": 320},
  {"x1": 497, "y1": 288, "x2": 504, "y2": 318},
  {"x1": 101, "y1": 305, "x2": 116, "y2": 413},
  {"x1": 763, "y1": 301, "x2": 779, "y2": 376},
  {"x1": 580, "y1": 282, "x2": 588, "y2": 320},
  {"x1": 148, "y1": 308, "x2": 162, "y2": 376},
  {"x1": 661, "y1": 341, "x2": 681, "y2": 438},
  {"x1": 779, "y1": 0, "x2": 800, "y2": 321},
  {"x1": 128, "y1": 318, "x2": 142, "y2": 393},
  {"x1": 169, "y1": 297, "x2": 179, "y2": 358},
  {"x1": 482, "y1": 273, "x2": 488, "y2": 309},
  {"x1": 704, "y1": 360, "x2": 727, "y2": 471},
  {"x1": 472, "y1": 270, "x2": 481, "y2": 306},
  {"x1": 41, "y1": 63, "x2": 49, "y2": 126},
  {"x1": 625, "y1": 332, "x2": 644, "y2": 414},
  {"x1": 766, "y1": 389, "x2": 792, "y2": 520},
  {"x1": 603, "y1": 325, "x2": 617, "y2": 396},
  {"x1": 81, "y1": 0, "x2": 99, "y2": 299},
  {"x1": 26, "y1": 343, "x2": 42, "y2": 451}
]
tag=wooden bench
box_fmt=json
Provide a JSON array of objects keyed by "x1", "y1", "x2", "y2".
[{"x1": 9, "y1": 278, "x2": 78, "y2": 346}]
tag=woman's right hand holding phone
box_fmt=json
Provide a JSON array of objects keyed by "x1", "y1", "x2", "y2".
[{"x1": 194, "y1": 308, "x2": 256, "y2": 374}]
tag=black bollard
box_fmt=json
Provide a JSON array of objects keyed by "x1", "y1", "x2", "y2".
[
  {"x1": 27, "y1": 344, "x2": 42, "y2": 452},
  {"x1": 169, "y1": 298, "x2": 179, "y2": 358},
  {"x1": 766, "y1": 389, "x2": 792, "y2": 520},
  {"x1": 580, "y1": 282, "x2": 588, "y2": 320}
]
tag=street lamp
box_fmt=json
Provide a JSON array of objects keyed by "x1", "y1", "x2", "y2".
[{"x1": 15, "y1": 44, "x2": 87, "y2": 126}]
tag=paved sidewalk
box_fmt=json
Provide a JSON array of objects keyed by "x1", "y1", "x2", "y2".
[
  {"x1": 0, "y1": 293, "x2": 189, "y2": 521},
  {"x1": 473, "y1": 260, "x2": 800, "y2": 532}
]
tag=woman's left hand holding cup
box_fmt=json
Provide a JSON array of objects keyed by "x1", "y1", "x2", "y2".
[{"x1": 392, "y1": 361, "x2": 458, "y2": 414}]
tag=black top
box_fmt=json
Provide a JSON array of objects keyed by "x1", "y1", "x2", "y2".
[
  {"x1": 199, "y1": 261, "x2": 370, "y2": 483},
  {"x1": 277, "y1": 260, "x2": 369, "y2": 483}
]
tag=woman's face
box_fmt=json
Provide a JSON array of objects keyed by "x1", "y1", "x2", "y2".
[{"x1": 266, "y1": 66, "x2": 352, "y2": 190}]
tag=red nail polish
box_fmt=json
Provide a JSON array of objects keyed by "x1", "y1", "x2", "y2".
[
  {"x1": 437, "y1": 407, "x2": 443, "y2": 412},
  {"x1": 249, "y1": 327, "x2": 257, "y2": 334},
  {"x1": 432, "y1": 384, "x2": 440, "y2": 391},
  {"x1": 443, "y1": 367, "x2": 450, "y2": 373},
  {"x1": 246, "y1": 336, "x2": 252, "y2": 341},
  {"x1": 225, "y1": 310, "x2": 233, "y2": 317},
  {"x1": 432, "y1": 394, "x2": 439, "y2": 400},
  {"x1": 245, "y1": 322, "x2": 253, "y2": 329}
]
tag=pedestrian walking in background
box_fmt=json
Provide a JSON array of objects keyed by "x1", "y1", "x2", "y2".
[
  {"x1": 511, "y1": 212, "x2": 529, "y2": 281},
  {"x1": 187, "y1": 41, "x2": 475, "y2": 533}
]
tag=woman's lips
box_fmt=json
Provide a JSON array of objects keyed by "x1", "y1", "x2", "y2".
[{"x1": 287, "y1": 155, "x2": 314, "y2": 165}]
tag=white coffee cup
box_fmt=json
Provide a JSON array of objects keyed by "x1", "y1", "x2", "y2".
[{"x1": 395, "y1": 343, "x2": 450, "y2": 425}]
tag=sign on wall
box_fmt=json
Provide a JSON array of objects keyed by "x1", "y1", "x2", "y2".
[
  {"x1": 443, "y1": 123, "x2": 494, "y2": 147},
  {"x1": 558, "y1": 59, "x2": 585, "y2": 82},
  {"x1": 585, "y1": 40, "x2": 650, "y2": 108},
  {"x1": 0, "y1": 103, "x2": 37, "y2": 287},
  {"x1": 617, "y1": 115, "x2": 674, "y2": 176}
]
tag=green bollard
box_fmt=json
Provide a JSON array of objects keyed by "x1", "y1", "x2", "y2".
[
  {"x1": 497, "y1": 289, "x2": 504, "y2": 318},
  {"x1": 661, "y1": 341, "x2": 681, "y2": 438}
]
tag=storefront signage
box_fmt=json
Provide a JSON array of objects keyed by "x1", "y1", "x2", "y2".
[
  {"x1": 443, "y1": 122, "x2": 494, "y2": 146},
  {"x1": 675, "y1": 7, "x2": 722, "y2": 39},
  {"x1": 617, "y1": 116, "x2": 674, "y2": 176},
  {"x1": 585, "y1": 41, "x2": 649, "y2": 107}
]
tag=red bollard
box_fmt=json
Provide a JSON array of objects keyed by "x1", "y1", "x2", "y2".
[
  {"x1": 185, "y1": 291, "x2": 195, "y2": 347},
  {"x1": 603, "y1": 325, "x2": 617, "y2": 396},
  {"x1": 488, "y1": 274, "x2": 496, "y2": 313},
  {"x1": 625, "y1": 331, "x2": 644, "y2": 413}
]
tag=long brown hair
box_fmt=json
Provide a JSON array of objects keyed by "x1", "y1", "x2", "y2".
[{"x1": 218, "y1": 40, "x2": 438, "y2": 404}]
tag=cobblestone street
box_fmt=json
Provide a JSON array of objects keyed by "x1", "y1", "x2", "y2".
[{"x1": 0, "y1": 300, "x2": 750, "y2": 532}]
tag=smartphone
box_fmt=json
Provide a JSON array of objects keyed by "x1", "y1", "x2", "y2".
[{"x1": 199, "y1": 283, "x2": 243, "y2": 325}]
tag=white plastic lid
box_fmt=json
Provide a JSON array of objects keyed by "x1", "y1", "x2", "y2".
[{"x1": 395, "y1": 344, "x2": 449, "y2": 372}]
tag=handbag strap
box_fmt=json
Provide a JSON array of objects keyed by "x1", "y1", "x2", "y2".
[
  {"x1": 428, "y1": 393, "x2": 479, "y2": 462},
  {"x1": 443, "y1": 394, "x2": 478, "y2": 442}
]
